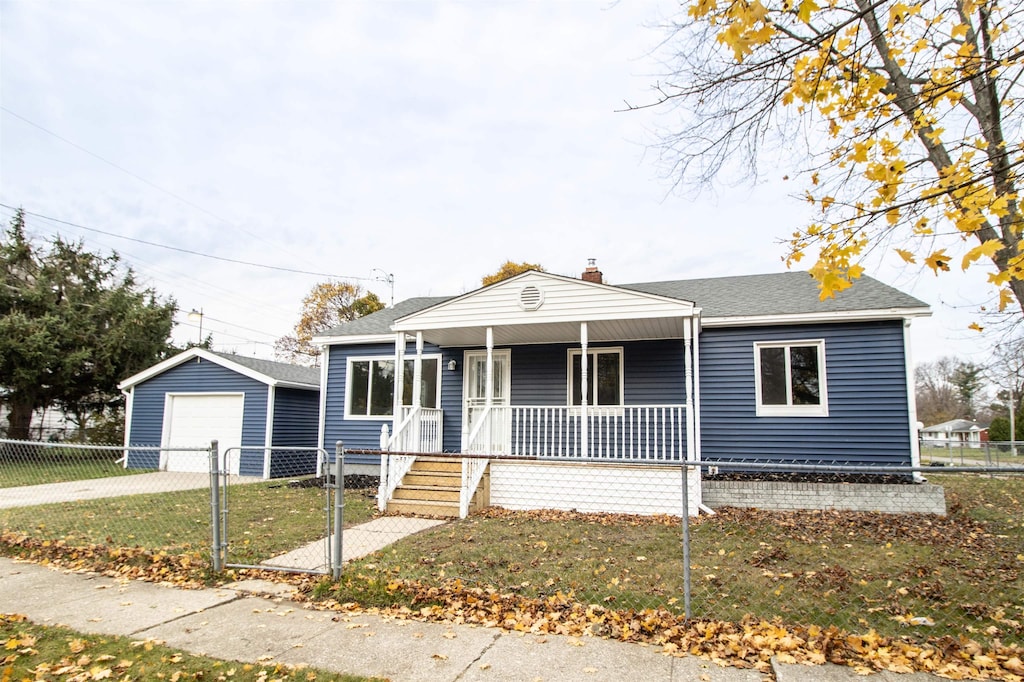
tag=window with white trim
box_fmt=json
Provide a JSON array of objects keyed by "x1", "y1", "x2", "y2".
[
  {"x1": 754, "y1": 340, "x2": 828, "y2": 416},
  {"x1": 568, "y1": 348, "x2": 623, "y2": 406},
  {"x1": 346, "y1": 356, "x2": 440, "y2": 417}
]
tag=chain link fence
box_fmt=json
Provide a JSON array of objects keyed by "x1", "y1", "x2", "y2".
[
  {"x1": 3, "y1": 436, "x2": 1023, "y2": 657},
  {"x1": 330, "y1": 449, "x2": 1024, "y2": 655}
]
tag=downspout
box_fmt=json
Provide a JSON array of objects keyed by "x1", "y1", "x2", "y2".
[
  {"x1": 121, "y1": 387, "x2": 133, "y2": 468},
  {"x1": 264, "y1": 385, "x2": 275, "y2": 479},
  {"x1": 316, "y1": 348, "x2": 329, "y2": 478},
  {"x1": 903, "y1": 318, "x2": 925, "y2": 482}
]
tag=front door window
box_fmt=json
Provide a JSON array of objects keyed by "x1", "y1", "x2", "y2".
[{"x1": 464, "y1": 350, "x2": 511, "y2": 453}]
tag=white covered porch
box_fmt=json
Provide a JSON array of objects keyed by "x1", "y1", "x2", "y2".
[{"x1": 376, "y1": 270, "x2": 705, "y2": 518}]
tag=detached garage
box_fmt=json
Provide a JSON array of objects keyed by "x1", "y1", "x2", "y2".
[{"x1": 119, "y1": 348, "x2": 321, "y2": 478}]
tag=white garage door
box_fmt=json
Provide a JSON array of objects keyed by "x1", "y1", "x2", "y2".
[{"x1": 162, "y1": 394, "x2": 245, "y2": 474}]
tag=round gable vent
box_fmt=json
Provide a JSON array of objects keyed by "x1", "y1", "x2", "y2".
[{"x1": 518, "y1": 284, "x2": 545, "y2": 311}]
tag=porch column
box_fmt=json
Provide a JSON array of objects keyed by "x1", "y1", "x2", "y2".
[
  {"x1": 690, "y1": 314, "x2": 703, "y2": 462},
  {"x1": 485, "y1": 327, "x2": 494, "y2": 452},
  {"x1": 412, "y1": 331, "x2": 423, "y2": 451},
  {"x1": 412, "y1": 332, "x2": 423, "y2": 408},
  {"x1": 392, "y1": 331, "x2": 405, "y2": 445},
  {"x1": 683, "y1": 317, "x2": 696, "y2": 463},
  {"x1": 580, "y1": 322, "x2": 588, "y2": 458}
]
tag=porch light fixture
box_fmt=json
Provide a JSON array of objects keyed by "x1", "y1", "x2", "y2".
[{"x1": 447, "y1": 359, "x2": 457, "y2": 371}]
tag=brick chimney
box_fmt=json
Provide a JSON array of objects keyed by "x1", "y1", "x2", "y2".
[{"x1": 581, "y1": 258, "x2": 603, "y2": 284}]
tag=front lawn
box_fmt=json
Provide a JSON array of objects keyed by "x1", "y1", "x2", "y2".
[
  {"x1": 328, "y1": 474, "x2": 1024, "y2": 647},
  {"x1": 0, "y1": 478, "x2": 378, "y2": 563}
]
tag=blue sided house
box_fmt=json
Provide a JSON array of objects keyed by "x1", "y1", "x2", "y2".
[
  {"x1": 119, "y1": 348, "x2": 320, "y2": 478},
  {"x1": 314, "y1": 264, "x2": 935, "y2": 518}
]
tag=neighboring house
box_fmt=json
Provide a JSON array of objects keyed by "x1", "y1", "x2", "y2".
[
  {"x1": 920, "y1": 419, "x2": 988, "y2": 448},
  {"x1": 0, "y1": 404, "x2": 75, "y2": 441},
  {"x1": 119, "y1": 348, "x2": 321, "y2": 478},
  {"x1": 314, "y1": 265, "x2": 932, "y2": 517}
]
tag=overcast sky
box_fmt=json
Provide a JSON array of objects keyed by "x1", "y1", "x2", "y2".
[{"x1": 0, "y1": 0, "x2": 997, "y2": 367}]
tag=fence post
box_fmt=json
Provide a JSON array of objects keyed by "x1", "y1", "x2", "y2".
[
  {"x1": 681, "y1": 462, "x2": 692, "y2": 619},
  {"x1": 332, "y1": 441, "x2": 344, "y2": 580},
  {"x1": 209, "y1": 439, "x2": 222, "y2": 572}
]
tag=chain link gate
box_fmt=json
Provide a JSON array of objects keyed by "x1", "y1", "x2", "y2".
[{"x1": 212, "y1": 443, "x2": 345, "y2": 576}]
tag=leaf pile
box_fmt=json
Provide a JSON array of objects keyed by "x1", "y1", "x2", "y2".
[
  {"x1": 0, "y1": 531, "x2": 211, "y2": 588},
  {"x1": 475, "y1": 506, "x2": 681, "y2": 527},
  {"x1": 301, "y1": 574, "x2": 1024, "y2": 679}
]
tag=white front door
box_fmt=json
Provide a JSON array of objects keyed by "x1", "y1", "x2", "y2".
[{"x1": 463, "y1": 350, "x2": 511, "y2": 454}]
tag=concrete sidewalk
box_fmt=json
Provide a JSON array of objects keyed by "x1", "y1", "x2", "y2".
[
  {"x1": 263, "y1": 516, "x2": 447, "y2": 571},
  {"x1": 0, "y1": 556, "x2": 945, "y2": 682}
]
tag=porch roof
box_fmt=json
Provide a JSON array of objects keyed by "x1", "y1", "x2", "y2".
[{"x1": 390, "y1": 271, "x2": 698, "y2": 347}]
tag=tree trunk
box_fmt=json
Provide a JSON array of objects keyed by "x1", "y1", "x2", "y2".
[{"x1": 5, "y1": 399, "x2": 35, "y2": 441}]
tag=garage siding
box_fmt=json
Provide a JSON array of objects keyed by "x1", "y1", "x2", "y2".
[
  {"x1": 126, "y1": 357, "x2": 268, "y2": 469},
  {"x1": 269, "y1": 387, "x2": 322, "y2": 478}
]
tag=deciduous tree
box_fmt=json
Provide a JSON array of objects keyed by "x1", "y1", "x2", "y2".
[
  {"x1": 481, "y1": 261, "x2": 545, "y2": 286},
  {"x1": 0, "y1": 209, "x2": 177, "y2": 441},
  {"x1": 642, "y1": 0, "x2": 1024, "y2": 320},
  {"x1": 274, "y1": 281, "x2": 384, "y2": 365}
]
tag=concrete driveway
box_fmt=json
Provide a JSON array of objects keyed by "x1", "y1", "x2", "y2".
[{"x1": 0, "y1": 471, "x2": 261, "y2": 509}]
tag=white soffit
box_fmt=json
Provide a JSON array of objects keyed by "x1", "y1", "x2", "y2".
[{"x1": 392, "y1": 271, "x2": 695, "y2": 334}]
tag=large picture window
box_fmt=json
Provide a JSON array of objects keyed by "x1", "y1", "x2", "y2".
[
  {"x1": 754, "y1": 340, "x2": 828, "y2": 416},
  {"x1": 568, "y1": 348, "x2": 623, "y2": 406},
  {"x1": 347, "y1": 356, "x2": 440, "y2": 418}
]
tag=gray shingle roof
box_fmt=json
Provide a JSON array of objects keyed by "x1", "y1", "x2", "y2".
[
  {"x1": 316, "y1": 296, "x2": 450, "y2": 337},
  {"x1": 620, "y1": 271, "x2": 928, "y2": 318},
  {"x1": 208, "y1": 351, "x2": 320, "y2": 388},
  {"x1": 317, "y1": 271, "x2": 928, "y2": 339}
]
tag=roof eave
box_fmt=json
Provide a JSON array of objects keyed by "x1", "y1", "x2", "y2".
[
  {"x1": 118, "y1": 348, "x2": 280, "y2": 390},
  {"x1": 701, "y1": 307, "x2": 931, "y2": 328}
]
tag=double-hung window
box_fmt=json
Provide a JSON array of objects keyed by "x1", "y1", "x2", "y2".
[
  {"x1": 754, "y1": 340, "x2": 828, "y2": 416},
  {"x1": 346, "y1": 356, "x2": 440, "y2": 418},
  {"x1": 568, "y1": 348, "x2": 623, "y2": 407}
]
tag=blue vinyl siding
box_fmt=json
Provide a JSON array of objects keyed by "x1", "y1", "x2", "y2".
[
  {"x1": 323, "y1": 324, "x2": 911, "y2": 467},
  {"x1": 323, "y1": 341, "x2": 448, "y2": 466},
  {"x1": 268, "y1": 387, "x2": 321, "y2": 478},
  {"x1": 125, "y1": 358, "x2": 267, "y2": 473},
  {"x1": 698, "y1": 320, "x2": 912, "y2": 466}
]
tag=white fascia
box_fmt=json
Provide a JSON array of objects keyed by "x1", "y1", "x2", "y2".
[
  {"x1": 313, "y1": 333, "x2": 410, "y2": 347},
  {"x1": 701, "y1": 307, "x2": 931, "y2": 328}
]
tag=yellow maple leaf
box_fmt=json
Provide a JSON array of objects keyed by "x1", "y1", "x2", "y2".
[
  {"x1": 925, "y1": 250, "x2": 950, "y2": 273},
  {"x1": 960, "y1": 239, "x2": 1003, "y2": 271},
  {"x1": 894, "y1": 248, "x2": 916, "y2": 263},
  {"x1": 999, "y1": 288, "x2": 1015, "y2": 311},
  {"x1": 968, "y1": 322, "x2": 984, "y2": 332},
  {"x1": 797, "y1": 0, "x2": 819, "y2": 22}
]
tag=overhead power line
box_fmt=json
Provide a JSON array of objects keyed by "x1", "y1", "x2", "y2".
[{"x1": 1, "y1": 204, "x2": 373, "y2": 281}]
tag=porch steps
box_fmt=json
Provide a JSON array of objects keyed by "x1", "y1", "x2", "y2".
[{"x1": 386, "y1": 457, "x2": 489, "y2": 518}]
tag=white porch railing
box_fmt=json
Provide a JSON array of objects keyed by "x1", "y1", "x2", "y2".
[
  {"x1": 388, "y1": 406, "x2": 443, "y2": 453},
  {"x1": 499, "y1": 404, "x2": 687, "y2": 461},
  {"x1": 376, "y1": 406, "x2": 444, "y2": 511}
]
